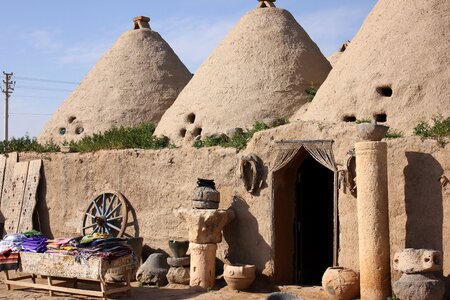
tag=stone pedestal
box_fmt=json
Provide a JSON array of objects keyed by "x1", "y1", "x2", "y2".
[
  {"x1": 189, "y1": 243, "x2": 217, "y2": 288},
  {"x1": 175, "y1": 208, "x2": 235, "y2": 244},
  {"x1": 393, "y1": 249, "x2": 445, "y2": 300},
  {"x1": 175, "y1": 207, "x2": 234, "y2": 289},
  {"x1": 355, "y1": 141, "x2": 391, "y2": 299}
]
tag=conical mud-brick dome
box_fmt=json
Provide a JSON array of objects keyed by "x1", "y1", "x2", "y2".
[
  {"x1": 39, "y1": 16, "x2": 192, "y2": 143},
  {"x1": 155, "y1": 5, "x2": 331, "y2": 144},
  {"x1": 293, "y1": 0, "x2": 450, "y2": 132}
]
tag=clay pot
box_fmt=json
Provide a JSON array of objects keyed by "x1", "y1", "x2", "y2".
[
  {"x1": 223, "y1": 264, "x2": 256, "y2": 291},
  {"x1": 168, "y1": 240, "x2": 189, "y2": 258},
  {"x1": 322, "y1": 267, "x2": 360, "y2": 300}
]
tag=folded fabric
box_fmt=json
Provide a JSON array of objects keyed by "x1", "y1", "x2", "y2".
[
  {"x1": 80, "y1": 233, "x2": 109, "y2": 244},
  {"x1": 2, "y1": 234, "x2": 27, "y2": 252},
  {"x1": 22, "y1": 230, "x2": 43, "y2": 238},
  {"x1": 22, "y1": 235, "x2": 47, "y2": 253},
  {"x1": 0, "y1": 250, "x2": 20, "y2": 271}
]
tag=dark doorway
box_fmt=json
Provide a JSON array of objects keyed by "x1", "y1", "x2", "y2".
[{"x1": 295, "y1": 155, "x2": 334, "y2": 285}]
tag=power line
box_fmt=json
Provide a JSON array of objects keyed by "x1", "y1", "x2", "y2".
[
  {"x1": 10, "y1": 94, "x2": 63, "y2": 100},
  {"x1": 8, "y1": 112, "x2": 52, "y2": 116},
  {"x1": 14, "y1": 76, "x2": 79, "y2": 85},
  {"x1": 15, "y1": 85, "x2": 73, "y2": 92}
]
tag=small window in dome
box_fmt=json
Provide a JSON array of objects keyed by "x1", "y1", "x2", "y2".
[
  {"x1": 192, "y1": 127, "x2": 202, "y2": 137},
  {"x1": 68, "y1": 116, "x2": 76, "y2": 124},
  {"x1": 75, "y1": 127, "x2": 84, "y2": 134},
  {"x1": 180, "y1": 128, "x2": 187, "y2": 138},
  {"x1": 342, "y1": 115, "x2": 357, "y2": 122},
  {"x1": 59, "y1": 128, "x2": 66, "y2": 135},
  {"x1": 374, "y1": 113, "x2": 387, "y2": 123},
  {"x1": 376, "y1": 86, "x2": 393, "y2": 97},
  {"x1": 186, "y1": 113, "x2": 196, "y2": 124}
]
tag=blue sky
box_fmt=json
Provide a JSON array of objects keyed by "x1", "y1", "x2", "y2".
[{"x1": 0, "y1": 0, "x2": 377, "y2": 139}]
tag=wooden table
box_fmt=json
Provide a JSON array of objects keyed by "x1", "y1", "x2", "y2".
[{"x1": 3, "y1": 252, "x2": 133, "y2": 299}]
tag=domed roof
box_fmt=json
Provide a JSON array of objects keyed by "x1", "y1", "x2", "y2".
[
  {"x1": 39, "y1": 16, "x2": 192, "y2": 143},
  {"x1": 293, "y1": 0, "x2": 450, "y2": 132},
  {"x1": 155, "y1": 6, "x2": 331, "y2": 144}
]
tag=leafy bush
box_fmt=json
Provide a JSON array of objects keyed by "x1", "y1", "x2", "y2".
[
  {"x1": 0, "y1": 136, "x2": 59, "y2": 154},
  {"x1": 355, "y1": 118, "x2": 372, "y2": 124},
  {"x1": 414, "y1": 115, "x2": 450, "y2": 147},
  {"x1": 384, "y1": 129, "x2": 403, "y2": 139},
  {"x1": 193, "y1": 121, "x2": 278, "y2": 150},
  {"x1": 305, "y1": 83, "x2": 317, "y2": 102},
  {"x1": 67, "y1": 123, "x2": 170, "y2": 153}
]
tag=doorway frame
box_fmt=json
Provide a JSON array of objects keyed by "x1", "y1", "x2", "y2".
[{"x1": 270, "y1": 140, "x2": 339, "y2": 284}]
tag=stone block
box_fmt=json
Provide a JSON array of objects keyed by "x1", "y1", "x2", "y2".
[
  {"x1": 167, "y1": 267, "x2": 190, "y2": 285},
  {"x1": 167, "y1": 256, "x2": 190, "y2": 267},
  {"x1": 136, "y1": 253, "x2": 169, "y2": 286},
  {"x1": 393, "y1": 249, "x2": 442, "y2": 274},
  {"x1": 393, "y1": 273, "x2": 445, "y2": 300}
]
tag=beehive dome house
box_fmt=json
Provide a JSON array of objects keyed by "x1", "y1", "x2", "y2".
[
  {"x1": 155, "y1": 4, "x2": 331, "y2": 144},
  {"x1": 39, "y1": 16, "x2": 192, "y2": 143},
  {"x1": 292, "y1": 0, "x2": 450, "y2": 133}
]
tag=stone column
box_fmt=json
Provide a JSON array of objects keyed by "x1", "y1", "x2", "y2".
[
  {"x1": 189, "y1": 243, "x2": 217, "y2": 288},
  {"x1": 355, "y1": 141, "x2": 391, "y2": 299},
  {"x1": 176, "y1": 208, "x2": 235, "y2": 289}
]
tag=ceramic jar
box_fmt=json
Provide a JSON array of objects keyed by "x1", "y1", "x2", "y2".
[
  {"x1": 192, "y1": 179, "x2": 220, "y2": 209},
  {"x1": 223, "y1": 264, "x2": 256, "y2": 291},
  {"x1": 322, "y1": 267, "x2": 360, "y2": 300}
]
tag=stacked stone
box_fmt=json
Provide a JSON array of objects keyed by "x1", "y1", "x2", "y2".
[
  {"x1": 393, "y1": 249, "x2": 445, "y2": 300},
  {"x1": 167, "y1": 255, "x2": 190, "y2": 285},
  {"x1": 175, "y1": 179, "x2": 235, "y2": 289}
]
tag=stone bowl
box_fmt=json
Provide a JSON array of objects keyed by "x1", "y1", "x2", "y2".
[
  {"x1": 356, "y1": 123, "x2": 389, "y2": 141},
  {"x1": 168, "y1": 240, "x2": 189, "y2": 258},
  {"x1": 223, "y1": 264, "x2": 256, "y2": 291}
]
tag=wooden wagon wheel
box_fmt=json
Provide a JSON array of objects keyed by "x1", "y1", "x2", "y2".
[{"x1": 81, "y1": 191, "x2": 128, "y2": 237}]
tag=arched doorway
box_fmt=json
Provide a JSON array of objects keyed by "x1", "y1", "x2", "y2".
[{"x1": 272, "y1": 145, "x2": 336, "y2": 285}]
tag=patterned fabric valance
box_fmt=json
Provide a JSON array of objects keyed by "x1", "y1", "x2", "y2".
[{"x1": 272, "y1": 140, "x2": 337, "y2": 173}]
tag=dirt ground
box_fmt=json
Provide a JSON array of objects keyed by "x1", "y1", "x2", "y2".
[{"x1": 0, "y1": 277, "x2": 326, "y2": 300}]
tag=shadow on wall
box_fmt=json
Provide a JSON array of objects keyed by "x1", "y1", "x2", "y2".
[
  {"x1": 223, "y1": 196, "x2": 271, "y2": 276},
  {"x1": 404, "y1": 152, "x2": 449, "y2": 293},
  {"x1": 404, "y1": 152, "x2": 443, "y2": 251},
  {"x1": 122, "y1": 195, "x2": 140, "y2": 239},
  {"x1": 34, "y1": 164, "x2": 52, "y2": 237}
]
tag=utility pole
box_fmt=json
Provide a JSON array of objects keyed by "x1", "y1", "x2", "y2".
[{"x1": 1, "y1": 72, "x2": 15, "y2": 141}]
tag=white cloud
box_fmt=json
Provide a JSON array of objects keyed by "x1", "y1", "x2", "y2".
[
  {"x1": 155, "y1": 17, "x2": 236, "y2": 72},
  {"x1": 296, "y1": 7, "x2": 368, "y2": 56},
  {"x1": 58, "y1": 42, "x2": 111, "y2": 65},
  {"x1": 21, "y1": 29, "x2": 63, "y2": 50}
]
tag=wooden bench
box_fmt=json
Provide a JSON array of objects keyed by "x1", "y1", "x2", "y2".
[{"x1": 3, "y1": 252, "x2": 133, "y2": 299}]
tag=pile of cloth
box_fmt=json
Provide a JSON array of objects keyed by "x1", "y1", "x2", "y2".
[
  {"x1": 0, "y1": 234, "x2": 27, "y2": 253},
  {"x1": 0, "y1": 233, "x2": 29, "y2": 271},
  {"x1": 22, "y1": 235, "x2": 47, "y2": 253},
  {"x1": 46, "y1": 237, "x2": 77, "y2": 255},
  {"x1": 76, "y1": 237, "x2": 132, "y2": 261},
  {"x1": 0, "y1": 230, "x2": 133, "y2": 265}
]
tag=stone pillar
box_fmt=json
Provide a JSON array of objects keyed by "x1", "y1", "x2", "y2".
[
  {"x1": 189, "y1": 243, "x2": 217, "y2": 288},
  {"x1": 355, "y1": 141, "x2": 391, "y2": 299},
  {"x1": 175, "y1": 208, "x2": 235, "y2": 289}
]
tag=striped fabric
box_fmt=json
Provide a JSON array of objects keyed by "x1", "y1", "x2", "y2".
[{"x1": 0, "y1": 250, "x2": 20, "y2": 271}]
